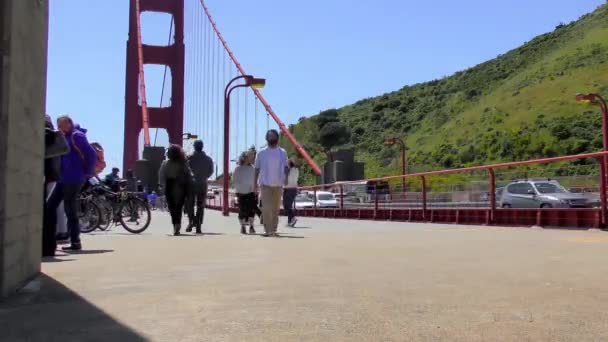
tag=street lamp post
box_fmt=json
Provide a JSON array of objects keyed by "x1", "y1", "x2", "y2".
[
  {"x1": 385, "y1": 137, "x2": 407, "y2": 194},
  {"x1": 183, "y1": 133, "x2": 198, "y2": 140},
  {"x1": 222, "y1": 75, "x2": 266, "y2": 216},
  {"x1": 576, "y1": 93, "x2": 608, "y2": 227}
]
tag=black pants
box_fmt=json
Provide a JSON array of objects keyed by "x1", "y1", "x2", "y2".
[
  {"x1": 254, "y1": 194, "x2": 262, "y2": 217},
  {"x1": 238, "y1": 193, "x2": 257, "y2": 224},
  {"x1": 45, "y1": 182, "x2": 82, "y2": 250},
  {"x1": 187, "y1": 184, "x2": 207, "y2": 228},
  {"x1": 283, "y1": 189, "x2": 297, "y2": 222},
  {"x1": 166, "y1": 179, "x2": 187, "y2": 225},
  {"x1": 42, "y1": 182, "x2": 55, "y2": 256}
]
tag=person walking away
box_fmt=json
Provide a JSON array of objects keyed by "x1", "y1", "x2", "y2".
[
  {"x1": 247, "y1": 147, "x2": 263, "y2": 223},
  {"x1": 283, "y1": 159, "x2": 299, "y2": 227},
  {"x1": 159, "y1": 144, "x2": 194, "y2": 236},
  {"x1": 125, "y1": 169, "x2": 138, "y2": 192},
  {"x1": 234, "y1": 152, "x2": 257, "y2": 235},
  {"x1": 43, "y1": 116, "x2": 69, "y2": 243},
  {"x1": 254, "y1": 130, "x2": 289, "y2": 237},
  {"x1": 45, "y1": 115, "x2": 97, "y2": 252},
  {"x1": 148, "y1": 191, "x2": 158, "y2": 210},
  {"x1": 43, "y1": 115, "x2": 69, "y2": 256},
  {"x1": 186, "y1": 140, "x2": 214, "y2": 234},
  {"x1": 104, "y1": 167, "x2": 121, "y2": 192}
]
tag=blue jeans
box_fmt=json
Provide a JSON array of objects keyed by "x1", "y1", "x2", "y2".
[
  {"x1": 282, "y1": 189, "x2": 297, "y2": 222},
  {"x1": 46, "y1": 182, "x2": 82, "y2": 244}
]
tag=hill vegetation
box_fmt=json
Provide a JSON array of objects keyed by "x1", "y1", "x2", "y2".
[{"x1": 281, "y1": 4, "x2": 608, "y2": 185}]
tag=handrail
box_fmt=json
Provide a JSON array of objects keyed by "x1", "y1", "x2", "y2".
[{"x1": 298, "y1": 150, "x2": 608, "y2": 190}]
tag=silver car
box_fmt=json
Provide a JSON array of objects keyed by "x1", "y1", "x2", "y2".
[{"x1": 500, "y1": 180, "x2": 590, "y2": 209}]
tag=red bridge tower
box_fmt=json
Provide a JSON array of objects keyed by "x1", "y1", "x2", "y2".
[{"x1": 123, "y1": 0, "x2": 185, "y2": 172}]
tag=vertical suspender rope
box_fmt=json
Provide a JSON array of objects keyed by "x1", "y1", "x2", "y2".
[
  {"x1": 216, "y1": 38, "x2": 221, "y2": 166},
  {"x1": 205, "y1": 16, "x2": 210, "y2": 151},
  {"x1": 199, "y1": 0, "x2": 321, "y2": 175},
  {"x1": 222, "y1": 46, "x2": 227, "y2": 158},
  {"x1": 254, "y1": 97, "x2": 258, "y2": 151},
  {"x1": 154, "y1": 17, "x2": 174, "y2": 146},
  {"x1": 194, "y1": 6, "x2": 199, "y2": 138},
  {"x1": 210, "y1": 28, "x2": 216, "y2": 160},
  {"x1": 197, "y1": 5, "x2": 202, "y2": 136},
  {"x1": 244, "y1": 86, "x2": 248, "y2": 152}
]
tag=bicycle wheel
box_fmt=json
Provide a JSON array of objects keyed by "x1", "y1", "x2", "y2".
[
  {"x1": 79, "y1": 199, "x2": 101, "y2": 233},
  {"x1": 96, "y1": 201, "x2": 113, "y2": 231},
  {"x1": 119, "y1": 198, "x2": 151, "y2": 234}
]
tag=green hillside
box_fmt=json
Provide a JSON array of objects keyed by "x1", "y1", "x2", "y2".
[{"x1": 282, "y1": 4, "x2": 608, "y2": 185}]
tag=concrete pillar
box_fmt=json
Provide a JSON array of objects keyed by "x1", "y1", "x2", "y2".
[{"x1": 0, "y1": 0, "x2": 49, "y2": 298}]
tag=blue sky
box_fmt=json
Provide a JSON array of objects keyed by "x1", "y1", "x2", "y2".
[{"x1": 47, "y1": 0, "x2": 605, "y2": 171}]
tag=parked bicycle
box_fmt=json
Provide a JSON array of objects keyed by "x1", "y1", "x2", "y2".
[
  {"x1": 78, "y1": 191, "x2": 102, "y2": 233},
  {"x1": 82, "y1": 181, "x2": 152, "y2": 234}
]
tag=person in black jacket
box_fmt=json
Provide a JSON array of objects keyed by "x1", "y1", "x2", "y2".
[
  {"x1": 159, "y1": 145, "x2": 194, "y2": 236},
  {"x1": 43, "y1": 115, "x2": 66, "y2": 257},
  {"x1": 185, "y1": 140, "x2": 214, "y2": 234}
]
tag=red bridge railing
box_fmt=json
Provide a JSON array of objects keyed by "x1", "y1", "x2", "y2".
[{"x1": 208, "y1": 151, "x2": 608, "y2": 230}]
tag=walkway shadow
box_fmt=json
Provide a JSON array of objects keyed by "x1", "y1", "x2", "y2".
[
  {"x1": 88, "y1": 232, "x2": 150, "y2": 236},
  {"x1": 41, "y1": 257, "x2": 75, "y2": 263},
  {"x1": 253, "y1": 233, "x2": 306, "y2": 239},
  {"x1": 275, "y1": 234, "x2": 305, "y2": 239},
  {"x1": 166, "y1": 233, "x2": 226, "y2": 237},
  {"x1": 201, "y1": 232, "x2": 226, "y2": 236},
  {"x1": 0, "y1": 273, "x2": 147, "y2": 341},
  {"x1": 64, "y1": 249, "x2": 114, "y2": 255}
]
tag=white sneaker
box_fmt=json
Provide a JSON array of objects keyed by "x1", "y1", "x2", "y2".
[{"x1": 289, "y1": 218, "x2": 298, "y2": 227}]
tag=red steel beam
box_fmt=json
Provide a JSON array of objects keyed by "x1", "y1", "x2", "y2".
[
  {"x1": 134, "y1": 0, "x2": 151, "y2": 146},
  {"x1": 199, "y1": 0, "x2": 322, "y2": 175}
]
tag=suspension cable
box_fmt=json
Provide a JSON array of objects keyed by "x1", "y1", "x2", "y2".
[
  {"x1": 200, "y1": 0, "x2": 321, "y2": 175},
  {"x1": 134, "y1": 0, "x2": 151, "y2": 146}
]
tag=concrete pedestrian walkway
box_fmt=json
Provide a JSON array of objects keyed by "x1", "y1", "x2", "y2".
[{"x1": 2, "y1": 211, "x2": 608, "y2": 341}]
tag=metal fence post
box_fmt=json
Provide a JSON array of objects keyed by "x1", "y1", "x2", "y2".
[
  {"x1": 421, "y1": 176, "x2": 427, "y2": 222},
  {"x1": 489, "y1": 168, "x2": 496, "y2": 225},
  {"x1": 374, "y1": 184, "x2": 379, "y2": 219}
]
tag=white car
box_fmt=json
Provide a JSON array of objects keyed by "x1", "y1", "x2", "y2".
[
  {"x1": 294, "y1": 194, "x2": 314, "y2": 209},
  {"x1": 315, "y1": 191, "x2": 338, "y2": 208}
]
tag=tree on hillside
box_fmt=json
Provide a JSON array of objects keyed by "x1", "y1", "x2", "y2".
[
  {"x1": 315, "y1": 108, "x2": 340, "y2": 128},
  {"x1": 319, "y1": 121, "x2": 351, "y2": 161}
]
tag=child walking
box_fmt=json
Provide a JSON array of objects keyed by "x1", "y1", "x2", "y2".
[{"x1": 233, "y1": 152, "x2": 257, "y2": 235}]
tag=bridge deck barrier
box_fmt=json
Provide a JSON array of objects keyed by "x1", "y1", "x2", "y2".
[{"x1": 205, "y1": 151, "x2": 608, "y2": 230}]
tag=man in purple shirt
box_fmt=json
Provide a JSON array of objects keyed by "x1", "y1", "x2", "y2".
[{"x1": 44, "y1": 115, "x2": 96, "y2": 254}]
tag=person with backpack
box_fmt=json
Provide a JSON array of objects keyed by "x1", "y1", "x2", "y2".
[
  {"x1": 45, "y1": 115, "x2": 97, "y2": 252},
  {"x1": 185, "y1": 140, "x2": 214, "y2": 234},
  {"x1": 159, "y1": 144, "x2": 194, "y2": 236}
]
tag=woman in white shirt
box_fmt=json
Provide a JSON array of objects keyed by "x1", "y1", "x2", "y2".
[
  {"x1": 283, "y1": 159, "x2": 299, "y2": 227},
  {"x1": 233, "y1": 152, "x2": 257, "y2": 235}
]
